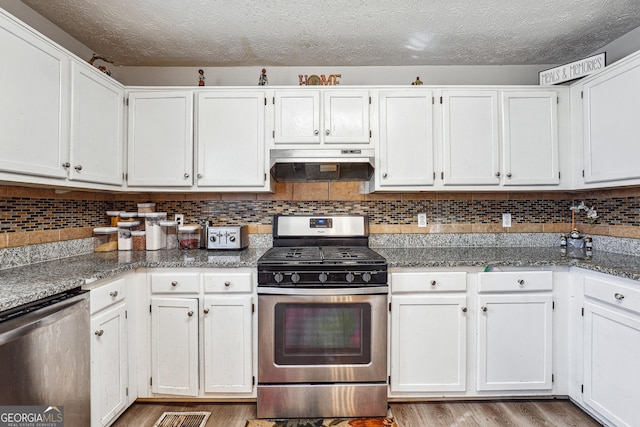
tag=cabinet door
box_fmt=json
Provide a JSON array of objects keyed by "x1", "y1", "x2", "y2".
[
  {"x1": 442, "y1": 91, "x2": 500, "y2": 185},
  {"x1": 91, "y1": 303, "x2": 127, "y2": 427},
  {"x1": 584, "y1": 301, "x2": 640, "y2": 426},
  {"x1": 378, "y1": 90, "x2": 434, "y2": 187},
  {"x1": 127, "y1": 92, "x2": 193, "y2": 186},
  {"x1": 0, "y1": 12, "x2": 69, "y2": 179},
  {"x1": 196, "y1": 91, "x2": 266, "y2": 187},
  {"x1": 502, "y1": 91, "x2": 559, "y2": 185},
  {"x1": 583, "y1": 58, "x2": 640, "y2": 183},
  {"x1": 477, "y1": 294, "x2": 553, "y2": 391},
  {"x1": 323, "y1": 90, "x2": 370, "y2": 144},
  {"x1": 203, "y1": 295, "x2": 253, "y2": 393},
  {"x1": 390, "y1": 294, "x2": 467, "y2": 392},
  {"x1": 70, "y1": 62, "x2": 123, "y2": 185},
  {"x1": 150, "y1": 297, "x2": 198, "y2": 396},
  {"x1": 274, "y1": 90, "x2": 320, "y2": 144}
]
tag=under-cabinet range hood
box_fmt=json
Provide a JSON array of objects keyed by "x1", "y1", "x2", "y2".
[{"x1": 270, "y1": 148, "x2": 374, "y2": 182}]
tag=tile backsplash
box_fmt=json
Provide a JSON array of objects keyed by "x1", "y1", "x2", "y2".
[{"x1": 1, "y1": 183, "x2": 639, "y2": 250}]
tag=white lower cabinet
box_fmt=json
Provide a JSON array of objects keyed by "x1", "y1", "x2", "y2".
[
  {"x1": 582, "y1": 273, "x2": 640, "y2": 427},
  {"x1": 147, "y1": 269, "x2": 255, "y2": 398},
  {"x1": 89, "y1": 276, "x2": 128, "y2": 427},
  {"x1": 150, "y1": 297, "x2": 199, "y2": 396},
  {"x1": 476, "y1": 271, "x2": 553, "y2": 391},
  {"x1": 390, "y1": 271, "x2": 467, "y2": 394}
]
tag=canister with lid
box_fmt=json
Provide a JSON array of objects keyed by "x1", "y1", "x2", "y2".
[
  {"x1": 117, "y1": 221, "x2": 140, "y2": 251},
  {"x1": 160, "y1": 220, "x2": 179, "y2": 249},
  {"x1": 178, "y1": 225, "x2": 200, "y2": 249},
  {"x1": 131, "y1": 230, "x2": 146, "y2": 250},
  {"x1": 145, "y1": 212, "x2": 168, "y2": 250},
  {"x1": 93, "y1": 227, "x2": 118, "y2": 252}
]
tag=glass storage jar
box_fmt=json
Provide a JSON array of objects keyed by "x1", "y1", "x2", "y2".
[
  {"x1": 178, "y1": 225, "x2": 200, "y2": 249},
  {"x1": 117, "y1": 221, "x2": 140, "y2": 251},
  {"x1": 145, "y1": 212, "x2": 167, "y2": 250},
  {"x1": 131, "y1": 230, "x2": 146, "y2": 250},
  {"x1": 93, "y1": 227, "x2": 118, "y2": 252}
]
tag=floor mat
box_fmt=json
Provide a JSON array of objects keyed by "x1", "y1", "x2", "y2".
[{"x1": 152, "y1": 411, "x2": 211, "y2": 427}]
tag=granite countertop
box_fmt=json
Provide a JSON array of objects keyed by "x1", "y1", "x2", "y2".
[{"x1": 1, "y1": 246, "x2": 639, "y2": 313}]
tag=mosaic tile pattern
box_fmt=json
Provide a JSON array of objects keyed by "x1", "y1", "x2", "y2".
[{"x1": 0, "y1": 198, "x2": 110, "y2": 232}]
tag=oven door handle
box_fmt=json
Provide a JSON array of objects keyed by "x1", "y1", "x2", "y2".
[{"x1": 257, "y1": 286, "x2": 388, "y2": 296}]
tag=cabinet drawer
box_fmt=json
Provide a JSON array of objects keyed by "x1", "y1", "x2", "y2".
[
  {"x1": 478, "y1": 271, "x2": 552, "y2": 292},
  {"x1": 585, "y1": 275, "x2": 640, "y2": 314},
  {"x1": 90, "y1": 277, "x2": 126, "y2": 314},
  {"x1": 203, "y1": 271, "x2": 253, "y2": 293},
  {"x1": 150, "y1": 272, "x2": 200, "y2": 294},
  {"x1": 391, "y1": 271, "x2": 467, "y2": 293}
]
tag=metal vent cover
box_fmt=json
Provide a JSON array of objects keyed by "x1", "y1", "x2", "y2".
[{"x1": 153, "y1": 412, "x2": 211, "y2": 427}]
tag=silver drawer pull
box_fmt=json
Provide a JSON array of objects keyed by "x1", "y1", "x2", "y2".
[
  {"x1": 614, "y1": 293, "x2": 625, "y2": 300},
  {"x1": 461, "y1": 307, "x2": 468, "y2": 313},
  {"x1": 481, "y1": 306, "x2": 488, "y2": 312},
  {"x1": 430, "y1": 280, "x2": 436, "y2": 286},
  {"x1": 171, "y1": 281, "x2": 178, "y2": 287},
  {"x1": 224, "y1": 281, "x2": 231, "y2": 287},
  {"x1": 109, "y1": 291, "x2": 118, "y2": 298},
  {"x1": 203, "y1": 308, "x2": 210, "y2": 314},
  {"x1": 95, "y1": 330, "x2": 104, "y2": 336},
  {"x1": 187, "y1": 311, "x2": 194, "y2": 317},
  {"x1": 517, "y1": 279, "x2": 525, "y2": 286}
]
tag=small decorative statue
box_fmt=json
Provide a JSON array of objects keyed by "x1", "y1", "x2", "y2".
[
  {"x1": 198, "y1": 69, "x2": 206, "y2": 86},
  {"x1": 258, "y1": 68, "x2": 268, "y2": 86},
  {"x1": 412, "y1": 76, "x2": 423, "y2": 85}
]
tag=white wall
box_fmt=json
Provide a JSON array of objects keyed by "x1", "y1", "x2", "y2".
[{"x1": 590, "y1": 25, "x2": 640, "y2": 66}]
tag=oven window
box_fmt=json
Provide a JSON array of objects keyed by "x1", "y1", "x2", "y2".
[{"x1": 274, "y1": 303, "x2": 371, "y2": 365}]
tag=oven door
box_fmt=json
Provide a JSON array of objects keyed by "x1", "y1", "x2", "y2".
[{"x1": 258, "y1": 288, "x2": 387, "y2": 384}]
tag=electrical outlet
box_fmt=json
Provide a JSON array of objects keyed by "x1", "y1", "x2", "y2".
[
  {"x1": 417, "y1": 213, "x2": 427, "y2": 228},
  {"x1": 175, "y1": 214, "x2": 184, "y2": 227},
  {"x1": 502, "y1": 213, "x2": 512, "y2": 228}
]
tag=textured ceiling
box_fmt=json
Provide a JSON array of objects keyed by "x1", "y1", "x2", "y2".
[{"x1": 18, "y1": 0, "x2": 640, "y2": 67}]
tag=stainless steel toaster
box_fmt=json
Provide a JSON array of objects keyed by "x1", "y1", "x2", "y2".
[{"x1": 206, "y1": 225, "x2": 249, "y2": 250}]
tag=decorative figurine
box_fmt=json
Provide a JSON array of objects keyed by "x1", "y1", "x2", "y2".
[
  {"x1": 88, "y1": 53, "x2": 113, "y2": 76},
  {"x1": 258, "y1": 68, "x2": 268, "y2": 86},
  {"x1": 412, "y1": 76, "x2": 423, "y2": 85},
  {"x1": 198, "y1": 69, "x2": 206, "y2": 86}
]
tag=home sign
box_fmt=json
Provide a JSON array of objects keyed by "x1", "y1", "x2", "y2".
[
  {"x1": 539, "y1": 53, "x2": 606, "y2": 85},
  {"x1": 299, "y1": 74, "x2": 342, "y2": 85}
]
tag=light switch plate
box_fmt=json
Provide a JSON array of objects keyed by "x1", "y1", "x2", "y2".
[
  {"x1": 502, "y1": 213, "x2": 512, "y2": 228},
  {"x1": 417, "y1": 213, "x2": 427, "y2": 228}
]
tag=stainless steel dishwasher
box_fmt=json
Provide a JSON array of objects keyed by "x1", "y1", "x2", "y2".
[{"x1": 0, "y1": 288, "x2": 90, "y2": 426}]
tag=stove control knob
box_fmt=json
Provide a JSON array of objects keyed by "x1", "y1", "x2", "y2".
[
  {"x1": 210, "y1": 235, "x2": 216, "y2": 242},
  {"x1": 274, "y1": 273, "x2": 284, "y2": 283},
  {"x1": 346, "y1": 273, "x2": 355, "y2": 283},
  {"x1": 362, "y1": 272, "x2": 372, "y2": 283},
  {"x1": 229, "y1": 236, "x2": 236, "y2": 242},
  {"x1": 319, "y1": 273, "x2": 328, "y2": 283},
  {"x1": 291, "y1": 273, "x2": 300, "y2": 283}
]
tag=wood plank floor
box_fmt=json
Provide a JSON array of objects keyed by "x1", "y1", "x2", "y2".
[{"x1": 111, "y1": 400, "x2": 602, "y2": 427}]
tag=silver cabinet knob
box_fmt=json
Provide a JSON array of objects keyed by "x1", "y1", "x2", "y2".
[
  {"x1": 314, "y1": 130, "x2": 319, "y2": 135},
  {"x1": 517, "y1": 279, "x2": 525, "y2": 286},
  {"x1": 481, "y1": 306, "x2": 488, "y2": 312},
  {"x1": 109, "y1": 291, "x2": 118, "y2": 297},
  {"x1": 461, "y1": 307, "x2": 468, "y2": 313},
  {"x1": 74, "y1": 165, "x2": 83, "y2": 171},
  {"x1": 184, "y1": 173, "x2": 190, "y2": 179},
  {"x1": 506, "y1": 173, "x2": 512, "y2": 178},
  {"x1": 430, "y1": 280, "x2": 437, "y2": 286},
  {"x1": 62, "y1": 162, "x2": 70, "y2": 168},
  {"x1": 95, "y1": 330, "x2": 104, "y2": 336},
  {"x1": 495, "y1": 171, "x2": 501, "y2": 177},
  {"x1": 224, "y1": 281, "x2": 231, "y2": 287},
  {"x1": 614, "y1": 293, "x2": 625, "y2": 300},
  {"x1": 203, "y1": 308, "x2": 210, "y2": 314},
  {"x1": 171, "y1": 281, "x2": 178, "y2": 287},
  {"x1": 187, "y1": 311, "x2": 194, "y2": 317},
  {"x1": 197, "y1": 173, "x2": 203, "y2": 179},
  {"x1": 325, "y1": 129, "x2": 330, "y2": 136},
  {"x1": 382, "y1": 172, "x2": 388, "y2": 178}
]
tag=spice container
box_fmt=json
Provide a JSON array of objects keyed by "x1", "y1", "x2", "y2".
[
  {"x1": 107, "y1": 211, "x2": 122, "y2": 227},
  {"x1": 117, "y1": 221, "x2": 140, "y2": 251},
  {"x1": 137, "y1": 202, "x2": 156, "y2": 214},
  {"x1": 178, "y1": 225, "x2": 200, "y2": 249},
  {"x1": 131, "y1": 230, "x2": 146, "y2": 250},
  {"x1": 145, "y1": 212, "x2": 168, "y2": 250},
  {"x1": 93, "y1": 227, "x2": 118, "y2": 252},
  {"x1": 160, "y1": 220, "x2": 179, "y2": 249}
]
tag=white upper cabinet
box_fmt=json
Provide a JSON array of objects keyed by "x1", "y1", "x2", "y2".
[
  {"x1": 0, "y1": 10, "x2": 69, "y2": 179},
  {"x1": 274, "y1": 89, "x2": 370, "y2": 145},
  {"x1": 376, "y1": 90, "x2": 434, "y2": 188},
  {"x1": 196, "y1": 91, "x2": 268, "y2": 189},
  {"x1": 501, "y1": 91, "x2": 559, "y2": 186},
  {"x1": 70, "y1": 61, "x2": 124, "y2": 185},
  {"x1": 582, "y1": 54, "x2": 640, "y2": 184},
  {"x1": 127, "y1": 91, "x2": 194, "y2": 187},
  {"x1": 442, "y1": 91, "x2": 500, "y2": 185}
]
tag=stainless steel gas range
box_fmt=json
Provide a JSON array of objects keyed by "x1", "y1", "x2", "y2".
[{"x1": 257, "y1": 215, "x2": 388, "y2": 419}]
